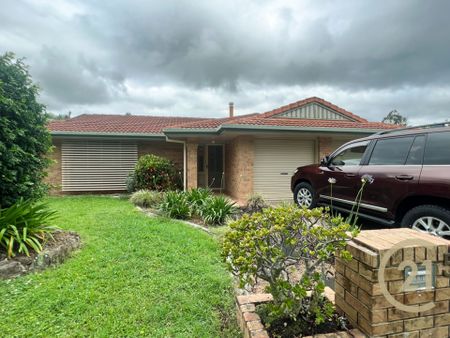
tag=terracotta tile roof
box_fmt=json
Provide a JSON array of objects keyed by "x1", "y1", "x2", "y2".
[
  {"x1": 165, "y1": 113, "x2": 259, "y2": 130},
  {"x1": 48, "y1": 114, "x2": 207, "y2": 134},
  {"x1": 225, "y1": 117, "x2": 399, "y2": 130},
  {"x1": 48, "y1": 97, "x2": 396, "y2": 135},
  {"x1": 260, "y1": 97, "x2": 368, "y2": 123}
]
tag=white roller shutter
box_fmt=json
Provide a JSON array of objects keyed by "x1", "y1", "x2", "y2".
[
  {"x1": 62, "y1": 141, "x2": 137, "y2": 192},
  {"x1": 253, "y1": 139, "x2": 315, "y2": 202}
]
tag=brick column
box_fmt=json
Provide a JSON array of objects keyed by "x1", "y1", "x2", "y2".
[
  {"x1": 186, "y1": 143, "x2": 198, "y2": 190},
  {"x1": 335, "y1": 228, "x2": 450, "y2": 337},
  {"x1": 318, "y1": 137, "x2": 333, "y2": 161}
]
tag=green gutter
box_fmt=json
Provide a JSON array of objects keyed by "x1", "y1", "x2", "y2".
[
  {"x1": 50, "y1": 131, "x2": 166, "y2": 139},
  {"x1": 163, "y1": 124, "x2": 385, "y2": 136}
]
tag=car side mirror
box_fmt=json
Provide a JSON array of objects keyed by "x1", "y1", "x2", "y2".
[{"x1": 321, "y1": 156, "x2": 330, "y2": 167}]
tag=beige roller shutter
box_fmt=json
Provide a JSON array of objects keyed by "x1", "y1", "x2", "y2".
[
  {"x1": 253, "y1": 139, "x2": 315, "y2": 202},
  {"x1": 62, "y1": 140, "x2": 137, "y2": 192}
]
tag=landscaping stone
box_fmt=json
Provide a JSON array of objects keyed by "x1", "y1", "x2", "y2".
[{"x1": 0, "y1": 230, "x2": 81, "y2": 279}]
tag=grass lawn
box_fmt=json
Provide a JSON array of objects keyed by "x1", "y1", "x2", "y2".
[{"x1": 0, "y1": 196, "x2": 239, "y2": 337}]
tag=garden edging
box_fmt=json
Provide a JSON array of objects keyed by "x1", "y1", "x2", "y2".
[
  {"x1": 0, "y1": 231, "x2": 81, "y2": 279},
  {"x1": 235, "y1": 288, "x2": 366, "y2": 338}
]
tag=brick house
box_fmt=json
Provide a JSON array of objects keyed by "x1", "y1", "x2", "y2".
[{"x1": 47, "y1": 97, "x2": 395, "y2": 203}]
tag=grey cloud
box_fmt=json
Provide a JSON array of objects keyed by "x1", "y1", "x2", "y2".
[{"x1": 1, "y1": 0, "x2": 450, "y2": 123}]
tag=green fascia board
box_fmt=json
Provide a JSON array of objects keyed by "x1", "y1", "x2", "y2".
[
  {"x1": 50, "y1": 131, "x2": 166, "y2": 139},
  {"x1": 163, "y1": 124, "x2": 383, "y2": 135}
]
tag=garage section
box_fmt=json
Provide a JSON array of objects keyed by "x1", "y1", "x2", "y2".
[
  {"x1": 253, "y1": 139, "x2": 315, "y2": 202},
  {"x1": 61, "y1": 140, "x2": 137, "y2": 192}
]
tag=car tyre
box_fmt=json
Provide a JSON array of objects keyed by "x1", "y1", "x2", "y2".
[
  {"x1": 401, "y1": 204, "x2": 450, "y2": 239},
  {"x1": 294, "y1": 182, "x2": 316, "y2": 209}
]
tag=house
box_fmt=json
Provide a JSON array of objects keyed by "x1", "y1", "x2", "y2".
[{"x1": 47, "y1": 97, "x2": 396, "y2": 203}]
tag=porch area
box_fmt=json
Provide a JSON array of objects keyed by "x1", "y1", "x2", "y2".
[{"x1": 185, "y1": 137, "x2": 253, "y2": 204}]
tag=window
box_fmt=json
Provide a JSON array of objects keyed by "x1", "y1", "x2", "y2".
[
  {"x1": 331, "y1": 143, "x2": 367, "y2": 166},
  {"x1": 424, "y1": 132, "x2": 450, "y2": 165},
  {"x1": 369, "y1": 137, "x2": 414, "y2": 165},
  {"x1": 405, "y1": 135, "x2": 425, "y2": 165}
]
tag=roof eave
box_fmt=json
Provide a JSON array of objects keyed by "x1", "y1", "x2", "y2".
[{"x1": 50, "y1": 131, "x2": 166, "y2": 139}]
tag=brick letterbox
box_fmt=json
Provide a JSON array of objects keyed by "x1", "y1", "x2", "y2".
[{"x1": 335, "y1": 228, "x2": 450, "y2": 337}]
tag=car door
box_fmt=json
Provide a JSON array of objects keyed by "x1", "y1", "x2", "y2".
[
  {"x1": 316, "y1": 141, "x2": 370, "y2": 207},
  {"x1": 357, "y1": 135, "x2": 424, "y2": 220}
]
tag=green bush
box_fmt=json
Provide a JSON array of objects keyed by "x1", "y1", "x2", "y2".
[
  {"x1": 126, "y1": 172, "x2": 136, "y2": 193},
  {"x1": 133, "y1": 154, "x2": 182, "y2": 192},
  {"x1": 185, "y1": 188, "x2": 212, "y2": 215},
  {"x1": 0, "y1": 199, "x2": 57, "y2": 257},
  {"x1": 160, "y1": 191, "x2": 190, "y2": 219},
  {"x1": 130, "y1": 190, "x2": 163, "y2": 208},
  {"x1": 0, "y1": 52, "x2": 52, "y2": 207},
  {"x1": 200, "y1": 195, "x2": 237, "y2": 226},
  {"x1": 222, "y1": 205, "x2": 358, "y2": 335}
]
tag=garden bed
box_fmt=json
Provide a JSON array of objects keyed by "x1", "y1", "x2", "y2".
[
  {"x1": 236, "y1": 290, "x2": 365, "y2": 338},
  {"x1": 0, "y1": 230, "x2": 81, "y2": 279}
]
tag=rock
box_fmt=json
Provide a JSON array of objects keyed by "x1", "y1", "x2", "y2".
[{"x1": 0, "y1": 260, "x2": 26, "y2": 278}]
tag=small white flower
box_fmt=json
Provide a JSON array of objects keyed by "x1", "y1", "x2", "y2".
[
  {"x1": 361, "y1": 174, "x2": 374, "y2": 184},
  {"x1": 328, "y1": 177, "x2": 336, "y2": 184}
]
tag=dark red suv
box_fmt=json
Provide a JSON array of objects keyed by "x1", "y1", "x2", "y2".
[{"x1": 291, "y1": 123, "x2": 450, "y2": 239}]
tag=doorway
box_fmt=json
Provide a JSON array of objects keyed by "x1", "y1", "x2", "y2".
[{"x1": 197, "y1": 144, "x2": 225, "y2": 190}]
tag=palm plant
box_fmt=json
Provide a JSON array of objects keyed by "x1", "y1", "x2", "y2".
[{"x1": 0, "y1": 199, "x2": 57, "y2": 257}]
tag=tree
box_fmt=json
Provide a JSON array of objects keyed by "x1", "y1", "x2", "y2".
[
  {"x1": 382, "y1": 109, "x2": 407, "y2": 126},
  {"x1": 0, "y1": 52, "x2": 52, "y2": 207},
  {"x1": 48, "y1": 111, "x2": 71, "y2": 120}
]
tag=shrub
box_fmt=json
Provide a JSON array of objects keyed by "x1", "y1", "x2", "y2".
[
  {"x1": 130, "y1": 190, "x2": 163, "y2": 208},
  {"x1": 0, "y1": 52, "x2": 52, "y2": 207},
  {"x1": 243, "y1": 194, "x2": 268, "y2": 214},
  {"x1": 185, "y1": 188, "x2": 212, "y2": 215},
  {"x1": 200, "y1": 195, "x2": 237, "y2": 226},
  {"x1": 133, "y1": 154, "x2": 182, "y2": 192},
  {"x1": 126, "y1": 172, "x2": 136, "y2": 193},
  {"x1": 160, "y1": 191, "x2": 190, "y2": 219},
  {"x1": 222, "y1": 205, "x2": 358, "y2": 334},
  {"x1": 0, "y1": 199, "x2": 57, "y2": 257}
]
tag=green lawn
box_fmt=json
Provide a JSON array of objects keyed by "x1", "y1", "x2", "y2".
[{"x1": 0, "y1": 196, "x2": 239, "y2": 337}]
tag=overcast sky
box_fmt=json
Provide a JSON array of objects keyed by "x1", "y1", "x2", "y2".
[{"x1": 1, "y1": 0, "x2": 450, "y2": 124}]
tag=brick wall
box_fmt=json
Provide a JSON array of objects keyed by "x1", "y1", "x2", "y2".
[
  {"x1": 138, "y1": 140, "x2": 183, "y2": 169},
  {"x1": 186, "y1": 143, "x2": 198, "y2": 190},
  {"x1": 46, "y1": 139, "x2": 62, "y2": 194},
  {"x1": 225, "y1": 136, "x2": 254, "y2": 203},
  {"x1": 335, "y1": 228, "x2": 450, "y2": 337},
  {"x1": 46, "y1": 138, "x2": 183, "y2": 193},
  {"x1": 318, "y1": 136, "x2": 333, "y2": 161}
]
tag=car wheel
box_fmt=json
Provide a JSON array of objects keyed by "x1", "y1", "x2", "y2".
[
  {"x1": 294, "y1": 182, "x2": 316, "y2": 209},
  {"x1": 401, "y1": 205, "x2": 450, "y2": 240}
]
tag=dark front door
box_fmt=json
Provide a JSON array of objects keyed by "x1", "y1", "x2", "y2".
[{"x1": 207, "y1": 145, "x2": 224, "y2": 189}]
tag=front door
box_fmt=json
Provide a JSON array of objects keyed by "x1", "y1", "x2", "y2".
[{"x1": 207, "y1": 145, "x2": 224, "y2": 189}]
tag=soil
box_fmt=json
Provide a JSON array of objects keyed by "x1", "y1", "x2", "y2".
[{"x1": 257, "y1": 301, "x2": 351, "y2": 338}]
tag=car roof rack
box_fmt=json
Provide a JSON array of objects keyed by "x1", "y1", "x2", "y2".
[{"x1": 375, "y1": 121, "x2": 450, "y2": 135}]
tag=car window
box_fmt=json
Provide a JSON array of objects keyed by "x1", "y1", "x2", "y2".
[
  {"x1": 424, "y1": 131, "x2": 450, "y2": 165},
  {"x1": 331, "y1": 144, "x2": 367, "y2": 166},
  {"x1": 406, "y1": 135, "x2": 426, "y2": 165},
  {"x1": 369, "y1": 137, "x2": 414, "y2": 165}
]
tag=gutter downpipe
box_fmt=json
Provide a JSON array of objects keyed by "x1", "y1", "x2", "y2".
[{"x1": 165, "y1": 136, "x2": 187, "y2": 191}]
